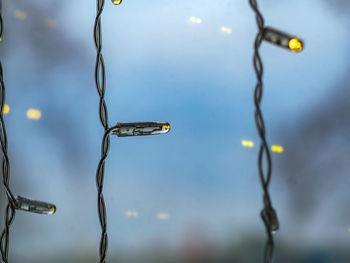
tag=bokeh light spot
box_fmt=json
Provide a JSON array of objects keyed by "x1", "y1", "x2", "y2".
[
  {"x1": 3, "y1": 104, "x2": 10, "y2": 115},
  {"x1": 271, "y1": 145, "x2": 284, "y2": 153},
  {"x1": 157, "y1": 212, "x2": 170, "y2": 220},
  {"x1": 242, "y1": 140, "x2": 254, "y2": 148},
  {"x1": 27, "y1": 109, "x2": 42, "y2": 120},
  {"x1": 220, "y1": 26, "x2": 232, "y2": 34},
  {"x1": 14, "y1": 10, "x2": 27, "y2": 20}
]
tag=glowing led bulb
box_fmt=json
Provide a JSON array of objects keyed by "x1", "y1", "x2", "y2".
[
  {"x1": 111, "y1": 0, "x2": 122, "y2": 5},
  {"x1": 3, "y1": 104, "x2": 10, "y2": 115},
  {"x1": 15, "y1": 196, "x2": 56, "y2": 215},
  {"x1": 289, "y1": 38, "x2": 303, "y2": 52},
  {"x1": 263, "y1": 27, "x2": 303, "y2": 52},
  {"x1": 111, "y1": 122, "x2": 171, "y2": 137}
]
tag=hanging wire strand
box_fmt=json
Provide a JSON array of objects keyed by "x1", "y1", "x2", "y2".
[
  {"x1": 0, "y1": 1, "x2": 17, "y2": 262},
  {"x1": 248, "y1": 0, "x2": 279, "y2": 262},
  {"x1": 94, "y1": 0, "x2": 113, "y2": 262}
]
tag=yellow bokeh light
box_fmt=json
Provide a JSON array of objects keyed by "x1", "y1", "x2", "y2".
[
  {"x1": 126, "y1": 211, "x2": 132, "y2": 217},
  {"x1": 125, "y1": 210, "x2": 138, "y2": 217},
  {"x1": 14, "y1": 10, "x2": 27, "y2": 20},
  {"x1": 45, "y1": 18, "x2": 57, "y2": 28},
  {"x1": 242, "y1": 140, "x2": 254, "y2": 148},
  {"x1": 289, "y1": 38, "x2": 303, "y2": 52},
  {"x1": 26, "y1": 109, "x2": 42, "y2": 120},
  {"x1": 3, "y1": 104, "x2": 10, "y2": 115},
  {"x1": 220, "y1": 26, "x2": 232, "y2": 34},
  {"x1": 189, "y1": 16, "x2": 202, "y2": 24},
  {"x1": 156, "y1": 212, "x2": 170, "y2": 220},
  {"x1": 112, "y1": 0, "x2": 122, "y2": 5},
  {"x1": 271, "y1": 145, "x2": 284, "y2": 153}
]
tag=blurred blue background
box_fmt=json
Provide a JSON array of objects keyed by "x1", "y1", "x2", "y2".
[{"x1": 1, "y1": 0, "x2": 350, "y2": 262}]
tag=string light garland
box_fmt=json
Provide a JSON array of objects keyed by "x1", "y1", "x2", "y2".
[
  {"x1": 248, "y1": 0, "x2": 303, "y2": 262},
  {"x1": 0, "y1": 0, "x2": 304, "y2": 261},
  {"x1": 0, "y1": 2, "x2": 56, "y2": 262},
  {"x1": 93, "y1": 1, "x2": 170, "y2": 262}
]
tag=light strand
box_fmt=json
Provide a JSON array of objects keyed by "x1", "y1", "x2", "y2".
[
  {"x1": 0, "y1": 1, "x2": 18, "y2": 260},
  {"x1": 248, "y1": 1, "x2": 303, "y2": 262},
  {"x1": 94, "y1": 0, "x2": 110, "y2": 261},
  {"x1": 0, "y1": 2, "x2": 56, "y2": 262},
  {"x1": 93, "y1": 2, "x2": 170, "y2": 262},
  {"x1": 248, "y1": 0, "x2": 278, "y2": 262}
]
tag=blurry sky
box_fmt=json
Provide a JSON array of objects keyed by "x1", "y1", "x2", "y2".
[{"x1": 1, "y1": 0, "x2": 350, "y2": 261}]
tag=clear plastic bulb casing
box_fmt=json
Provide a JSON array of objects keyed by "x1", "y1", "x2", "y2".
[
  {"x1": 263, "y1": 27, "x2": 303, "y2": 52},
  {"x1": 111, "y1": 0, "x2": 122, "y2": 5},
  {"x1": 111, "y1": 122, "x2": 171, "y2": 137},
  {"x1": 261, "y1": 206, "x2": 279, "y2": 234},
  {"x1": 15, "y1": 196, "x2": 56, "y2": 215}
]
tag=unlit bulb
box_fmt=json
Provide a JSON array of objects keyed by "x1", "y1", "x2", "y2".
[{"x1": 261, "y1": 206, "x2": 279, "y2": 234}]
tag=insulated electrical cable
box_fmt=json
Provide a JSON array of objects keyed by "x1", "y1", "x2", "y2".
[{"x1": 248, "y1": 0, "x2": 279, "y2": 262}]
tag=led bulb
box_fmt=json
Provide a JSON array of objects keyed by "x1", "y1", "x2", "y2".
[
  {"x1": 263, "y1": 27, "x2": 303, "y2": 52},
  {"x1": 111, "y1": 122, "x2": 171, "y2": 137},
  {"x1": 111, "y1": 0, "x2": 122, "y2": 5},
  {"x1": 15, "y1": 196, "x2": 56, "y2": 215},
  {"x1": 3, "y1": 104, "x2": 10, "y2": 115},
  {"x1": 261, "y1": 206, "x2": 279, "y2": 234},
  {"x1": 288, "y1": 38, "x2": 303, "y2": 52}
]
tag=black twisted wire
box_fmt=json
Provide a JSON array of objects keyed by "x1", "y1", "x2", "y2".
[
  {"x1": 94, "y1": 0, "x2": 113, "y2": 262},
  {"x1": 0, "y1": 1, "x2": 17, "y2": 262},
  {"x1": 249, "y1": 0, "x2": 278, "y2": 262}
]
